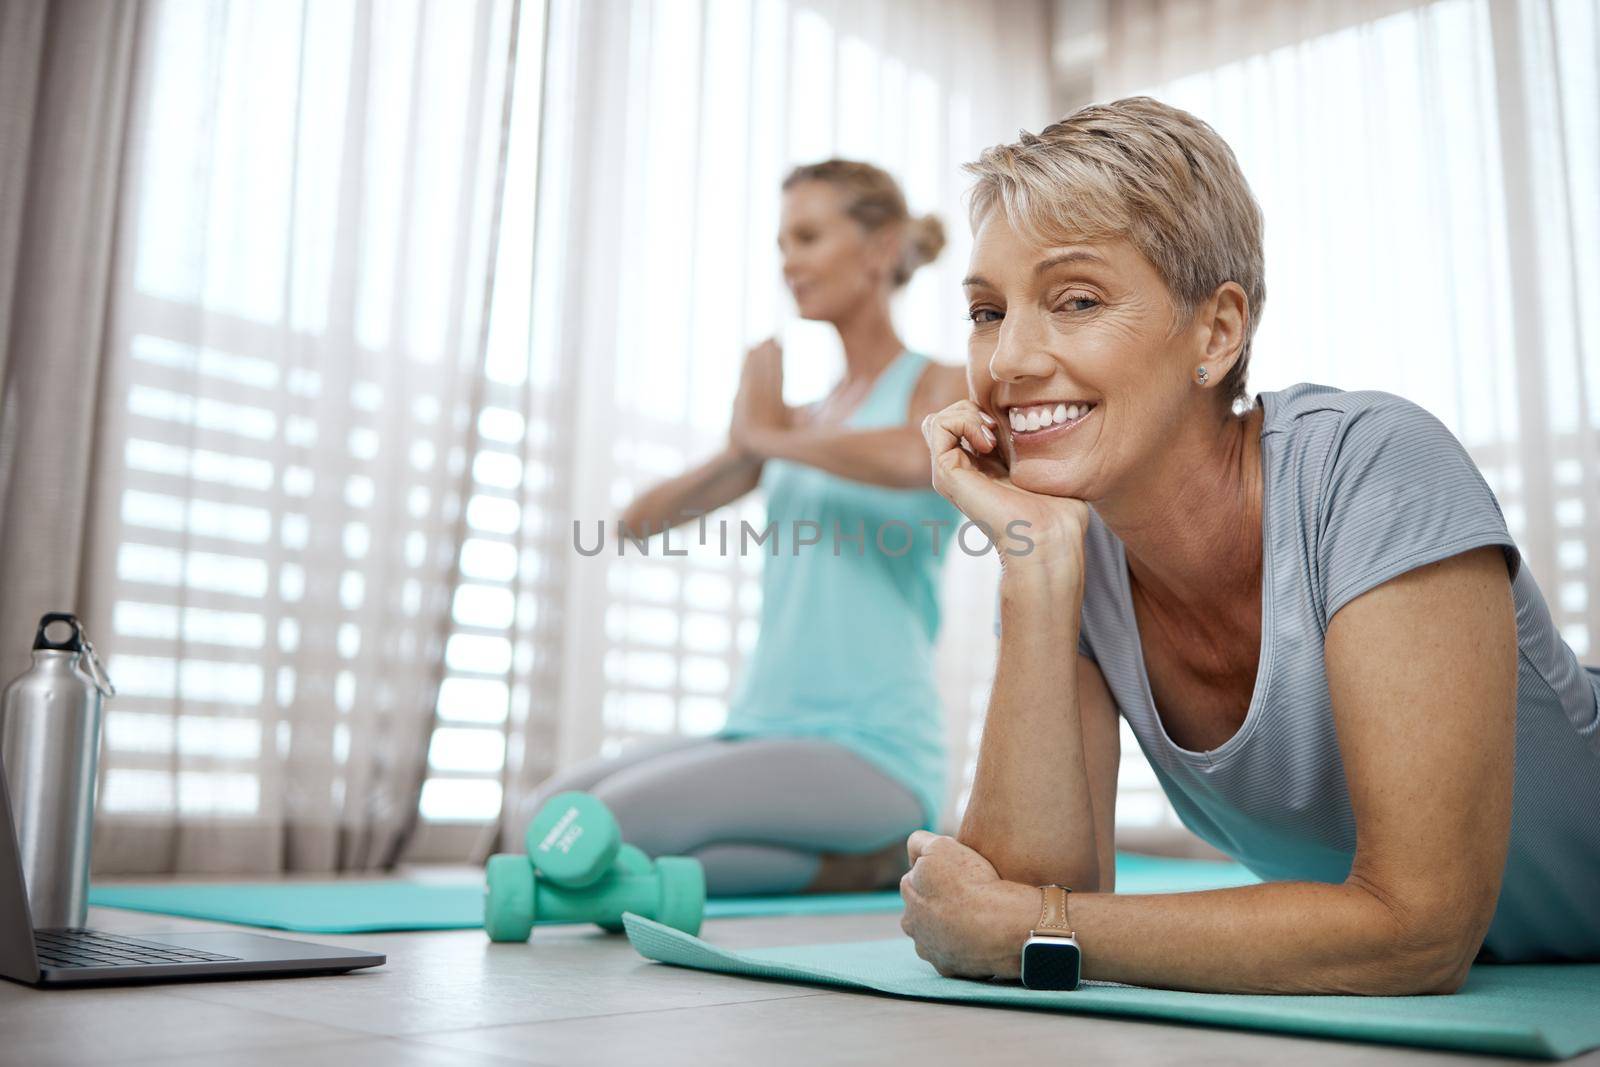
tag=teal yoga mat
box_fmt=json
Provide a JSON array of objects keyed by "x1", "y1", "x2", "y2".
[
  {"x1": 86, "y1": 881, "x2": 904, "y2": 932},
  {"x1": 88, "y1": 853, "x2": 1258, "y2": 933},
  {"x1": 623, "y1": 914, "x2": 1600, "y2": 1060}
]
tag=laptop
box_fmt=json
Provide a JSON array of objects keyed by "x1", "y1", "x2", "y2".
[{"x1": 0, "y1": 767, "x2": 385, "y2": 987}]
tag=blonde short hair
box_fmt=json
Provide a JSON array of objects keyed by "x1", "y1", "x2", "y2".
[
  {"x1": 783, "y1": 159, "x2": 945, "y2": 288},
  {"x1": 964, "y1": 97, "x2": 1265, "y2": 407}
]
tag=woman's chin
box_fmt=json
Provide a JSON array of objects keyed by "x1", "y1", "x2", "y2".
[{"x1": 1008, "y1": 459, "x2": 1089, "y2": 501}]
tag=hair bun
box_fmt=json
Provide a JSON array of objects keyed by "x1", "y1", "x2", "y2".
[{"x1": 899, "y1": 213, "x2": 946, "y2": 284}]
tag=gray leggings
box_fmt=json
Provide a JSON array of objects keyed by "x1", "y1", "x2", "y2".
[{"x1": 524, "y1": 737, "x2": 923, "y2": 895}]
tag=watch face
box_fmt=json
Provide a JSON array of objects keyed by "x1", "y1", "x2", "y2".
[{"x1": 1021, "y1": 938, "x2": 1081, "y2": 991}]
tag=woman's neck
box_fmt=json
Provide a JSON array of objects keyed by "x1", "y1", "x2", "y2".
[
  {"x1": 832, "y1": 295, "x2": 904, "y2": 383},
  {"x1": 1093, "y1": 403, "x2": 1266, "y2": 623}
]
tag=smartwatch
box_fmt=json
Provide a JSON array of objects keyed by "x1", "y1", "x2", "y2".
[{"x1": 1019, "y1": 884, "x2": 1081, "y2": 990}]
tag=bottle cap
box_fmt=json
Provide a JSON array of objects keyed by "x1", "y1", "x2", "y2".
[
  {"x1": 33, "y1": 612, "x2": 83, "y2": 652},
  {"x1": 32, "y1": 613, "x2": 115, "y2": 696}
]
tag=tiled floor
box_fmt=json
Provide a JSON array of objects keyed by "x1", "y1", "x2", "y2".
[{"x1": 1, "y1": 903, "x2": 1593, "y2": 1066}]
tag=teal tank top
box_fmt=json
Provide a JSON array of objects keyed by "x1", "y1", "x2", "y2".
[{"x1": 719, "y1": 350, "x2": 961, "y2": 828}]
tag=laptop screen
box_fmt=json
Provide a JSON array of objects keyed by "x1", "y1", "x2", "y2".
[{"x1": 0, "y1": 763, "x2": 41, "y2": 982}]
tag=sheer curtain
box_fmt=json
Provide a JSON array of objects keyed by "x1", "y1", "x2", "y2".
[
  {"x1": 1059, "y1": 0, "x2": 1599, "y2": 836},
  {"x1": 0, "y1": 0, "x2": 139, "y2": 700},
  {"x1": 79, "y1": 0, "x2": 522, "y2": 874}
]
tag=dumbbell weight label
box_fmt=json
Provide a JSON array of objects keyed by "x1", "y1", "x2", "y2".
[
  {"x1": 524, "y1": 791, "x2": 622, "y2": 888},
  {"x1": 537, "y1": 806, "x2": 584, "y2": 855}
]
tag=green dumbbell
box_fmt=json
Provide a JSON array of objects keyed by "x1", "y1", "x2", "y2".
[
  {"x1": 484, "y1": 846, "x2": 705, "y2": 943},
  {"x1": 489, "y1": 842, "x2": 651, "y2": 937},
  {"x1": 595, "y1": 843, "x2": 654, "y2": 933},
  {"x1": 523, "y1": 791, "x2": 622, "y2": 888}
]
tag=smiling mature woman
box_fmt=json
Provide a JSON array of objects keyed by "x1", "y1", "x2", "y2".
[{"x1": 903, "y1": 97, "x2": 1600, "y2": 995}]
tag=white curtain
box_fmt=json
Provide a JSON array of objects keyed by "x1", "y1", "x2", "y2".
[
  {"x1": 1062, "y1": 0, "x2": 1599, "y2": 836},
  {"x1": 0, "y1": 0, "x2": 140, "y2": 705},
  {"x1": 80, "y1": 0, "x2": 521, "y2": 873}
]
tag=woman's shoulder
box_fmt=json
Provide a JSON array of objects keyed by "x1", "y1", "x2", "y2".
[
  {"x1": 1268, "y1": 384, "x2": 1484, "y2": 489},
  {"x1": 907, "y1": 357, "x2": 967, "y2": 420},
  {"x1": 1257, "y1": 384, "x2": 1519, "y2": 622},
  {"x1": 908, "y1": 354, "x2": 965, "y2": 387},
  {"x1": 1259, "y1": 382, "x2": 1451, "y2": 442},
  {"x1": 1259, "y1": 382, "x2": 1473, "y2": 493}
]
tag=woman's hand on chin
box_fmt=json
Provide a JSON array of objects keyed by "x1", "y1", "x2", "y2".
[
  {"x1": 899, "y1": 831, "x2": 1038, "y2": 980},
  {"x1": 921, "y1": 400, "x2": 1090, "y2": 577}
]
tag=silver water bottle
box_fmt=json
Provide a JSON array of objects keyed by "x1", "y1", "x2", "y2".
[{"x1": 0, "y1": 613, "x2": 115, "y2": 928}]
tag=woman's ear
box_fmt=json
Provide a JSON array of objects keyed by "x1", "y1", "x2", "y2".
[{"x1": 1199, "y1": 282, "x2": 1248, "y2": 378}]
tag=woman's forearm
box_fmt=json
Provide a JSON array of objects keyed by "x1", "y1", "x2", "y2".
[
  {"x1": 619, "y1": 445, "x2": 762, "y2": 537},
  {"x1": 959, "y1": 565, "x2": 1104, "y2": 890},
  {"x1": 986, "y1": 877, "x2": 1475, "y2": 995},
  {"x1": 744, "y1": 425, "x2": 931, "y2": 489}
]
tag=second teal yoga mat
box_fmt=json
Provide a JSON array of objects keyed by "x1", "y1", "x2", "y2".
[
  {"x1": 624, "y1": 914, "x2": 1600, "y2": 1060},
  {"x1": 87, "y1": 881, "x2": 905, "y2": 932},
  {"x1": 88, "y1": 853, "x2": 1258, "y2": 933}
]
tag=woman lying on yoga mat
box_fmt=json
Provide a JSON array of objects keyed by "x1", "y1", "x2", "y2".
[
  {"x1": 899, "y1": 97, "x2": 1600, "y2": 994},
  {"x1": 529, "y1": 160, "x2": 965, "y2": 896}
]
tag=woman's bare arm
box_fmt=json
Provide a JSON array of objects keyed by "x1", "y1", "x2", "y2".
[
  {"x1": 739, "y1": 425, "x2": 930, "y2": 489},
  {"x1": 1081, "y1": 547, "x2": 1514, "y2": 993},
  {"x1": 618, "y1": 446, "x2": 762, "y2": 537},
  {"x1": 738, "y1": 362, "x2": 967, "y2": 490},
  {"x1": 956, "y1": 566, "x2": 1120, "y2": 891},
  {"x1": 616, "y1": 338, "x2": 786, "y2": 538},
  {"x1": 902, "y1": 546, "x2": 1517, "y2": 995},
  {"x1": 914, "y1": 396, "x2": 1118, "y2": 891}
]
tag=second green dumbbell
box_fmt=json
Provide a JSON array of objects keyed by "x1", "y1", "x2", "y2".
[
  {"x1": 524, "y1": 791, "x2": 622, "y2": 889},
  {"x1": 595, "y1": 843, "x2": 654, "y2": 933},
  {"x1": 484, "y1": 846, "x2": 705, "y2": 943}
]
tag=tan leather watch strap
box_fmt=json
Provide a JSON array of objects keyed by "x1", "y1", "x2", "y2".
[{"x1": 1033, "y1": 884, "x2": 1074, "y2": 936}]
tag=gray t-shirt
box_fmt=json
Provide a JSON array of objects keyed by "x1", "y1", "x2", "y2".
[{"x1": 1074, "y1": 383, "x2": 1600, "y2": 962}]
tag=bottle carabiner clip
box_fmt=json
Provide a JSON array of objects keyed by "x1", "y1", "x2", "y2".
[{"x1": 78, "y1": 635, "x2": 116, "y2": 698}]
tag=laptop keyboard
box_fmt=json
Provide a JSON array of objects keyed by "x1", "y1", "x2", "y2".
[{"x1": 33, "y1": 929, "x2": 243, "y2": 969}]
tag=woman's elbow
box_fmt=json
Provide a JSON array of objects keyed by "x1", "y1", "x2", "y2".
[
  {"x1": 1379, "y1": 939, "x2": 1477, "y2": 995},
  {"x1": 1329, "y1": 935, "x2": 1473, "y2": 996},
  {"x1": 892, "y1": 438, "x2": 935, "y2": 490},
  {"x1": 953, "y1": 834, "x2": 1104, "y2": 893},
  {"x1": 891, "y1": 455, "x2": 934, "y2": 490},
  {"x1": 1364, "y1": 910, "x2": 1485, "y2": 994},
  {"x1": 1343, "y1": 875, "x2": 1491, "y2": 994}
]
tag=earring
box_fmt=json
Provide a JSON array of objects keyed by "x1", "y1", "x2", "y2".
[{"x1": 1196, "y1": 365, "x2": 1210, "y2": 385}]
